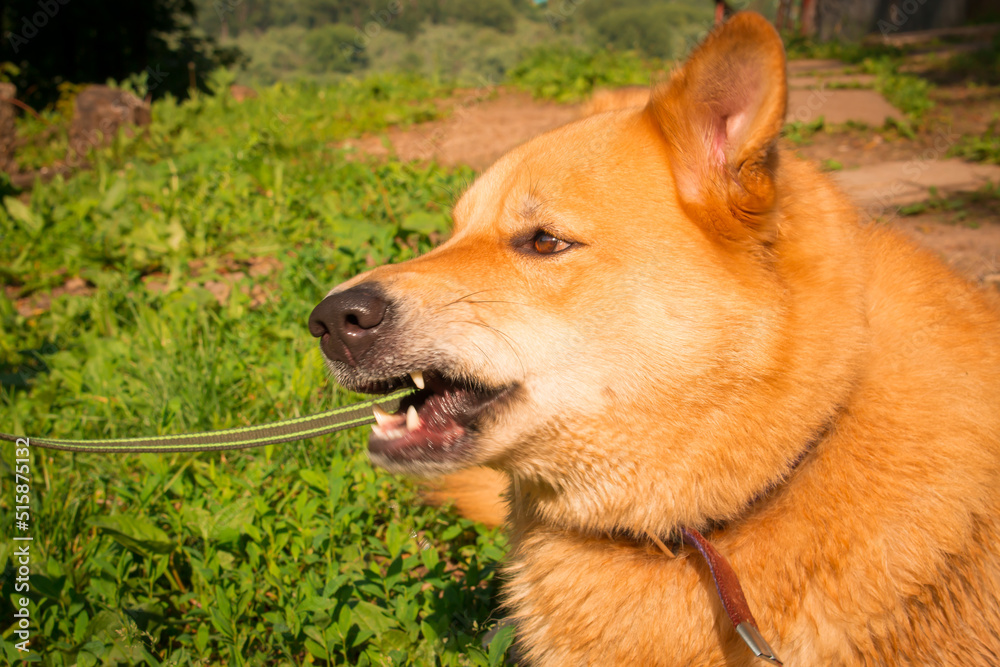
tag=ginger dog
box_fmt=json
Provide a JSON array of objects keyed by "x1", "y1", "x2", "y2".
[{"x1": 309, "y1": 13, "x2": 1000, "y2": 665}]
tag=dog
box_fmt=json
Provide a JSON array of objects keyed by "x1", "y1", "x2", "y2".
[{"x1": 309, "y1": 13, "x2": 1000, "y2": 665}]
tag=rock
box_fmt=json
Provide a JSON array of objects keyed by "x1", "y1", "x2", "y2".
[
  {"x1": 69, "y1": 85, "x2": 151, "y2": 157},
  {"x1": 787, "y1": 88, "x2": 904, "y2": 126},
  {"x1": 832, "y1": 159, "x2": 1000, "y2": 212}
]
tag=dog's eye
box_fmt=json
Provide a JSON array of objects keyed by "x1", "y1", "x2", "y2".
[{"x1": 533, "y1": 231, "x2": 571, "y2": 255}]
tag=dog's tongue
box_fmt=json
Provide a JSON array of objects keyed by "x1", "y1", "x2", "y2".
[{"x1": 368, "y1": 382, "x2": 471, "y2": 461}]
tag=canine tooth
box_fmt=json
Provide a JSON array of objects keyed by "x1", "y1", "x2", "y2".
[
  {"x1": 373, "y1": 405, "x2": 393, "y2": 426},
  {"x1": 406, "y1": 405, "x2": 421, "y2": 431},
  {"x1": 410, "y1": 371, "x2": 425, "y2": 390},
  {"x1": 372, "y1": 424, "x2": 387, "y2": 438}
]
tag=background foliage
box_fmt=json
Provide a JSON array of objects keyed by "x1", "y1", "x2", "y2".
[{"x1": 195, "y1": 0, "x2": 727, "y2": 84}]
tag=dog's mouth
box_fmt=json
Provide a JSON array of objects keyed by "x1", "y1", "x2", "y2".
[{"x1": 358, "y1": 370, "x2": 515, "y2": 468}]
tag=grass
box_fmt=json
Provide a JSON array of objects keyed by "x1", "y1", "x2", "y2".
[
  {"x1": 898, "y1": 183, "x2": 1000, "y2": 226},
  {"x1": 8, "y1": 69, "x2": 449, "y2": 181},
  {"x1": 0, "y1": 70, "x2": 518, "y2": 665},
  {"x1": 782, "y1": 117, "x2": 827, "y2": 145},
  {"x1": 860, "y1": 56, "x2": 934, "y2": 124},
  {"x1": 950, "y1": 115, "x2": 1000, "y2": 165},
  {"x1": 507, "y1": 44, "x2": 658, "y2": 102}
]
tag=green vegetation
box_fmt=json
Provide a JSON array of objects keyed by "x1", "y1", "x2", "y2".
[
  {"x1": 950, "y1": 115, "x2": 1000, "y2": 164},
  {"x1": 198, "y1": 0, "x2": 553, "y2": 84},
  {"x1": 237, "y1": 16, "x2": 567, "y2": 86},
  {"x1": 195, "y1": 0, "x2": 716, "y2": 86},
  {"x1": 508, "y1": 45, "x2": 654, "y2": 102},
  {"x1": 860, "y1": 56, "x2": 934, "y2": 124},
  {"x1": 898, "y1": 182, "x2": 1000, "y2": 226},
  {"x1": 571, "y1": 0, "x2": 713, "y2": 59},
  {"x1": 782, "y1": 117, "x2": 827, "y2": 145},
  {"x1": 0, "y1": 71, "x2": 522, "y2": 665}
]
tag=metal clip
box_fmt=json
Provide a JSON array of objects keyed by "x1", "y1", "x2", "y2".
[{"x1": 736, "y1": 622, "x2": 784, "y2": 665}]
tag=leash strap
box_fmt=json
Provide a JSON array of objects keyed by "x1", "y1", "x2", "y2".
[
  {"x1": 681, "y1": 527, "x2": 783, "y2": 665},
  {"x1": 0, "y1": 388, "x2": 414, "y2": 453},
  {"x1": 647, "y1": 527, "x2": 783, "y2": 665}
]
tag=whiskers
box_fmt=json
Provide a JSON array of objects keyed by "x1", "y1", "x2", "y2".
[
  {"x1": 435, "y1": 289, "x2": 527, "y2": 312},
  {"x1": 434, "y1": 289, "x2": 528, "y2": 383},
  {"x1": 459, "y1": 317, "x2": 527, "y2": 382}
]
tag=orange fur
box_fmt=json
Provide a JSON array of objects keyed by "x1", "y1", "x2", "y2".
[
  {"x1": 323, "y1": 13, "x2": 1000, "y2": 664},
  {"x1": 423, "y1": 467, "x2": 508, "y2": 527}
]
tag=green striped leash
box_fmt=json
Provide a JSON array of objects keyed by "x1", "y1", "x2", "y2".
[{"x1": 0, "y1": 388, "x2": 414, "y2": 453}]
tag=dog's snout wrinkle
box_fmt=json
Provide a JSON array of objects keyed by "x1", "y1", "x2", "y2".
[{"x1": 309, "y1": 284, "x2": 389, "y2": 366}]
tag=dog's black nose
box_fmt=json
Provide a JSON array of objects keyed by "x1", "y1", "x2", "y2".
[{"x1": 309, "y1": 284, "x2": 388, "y2": 366}]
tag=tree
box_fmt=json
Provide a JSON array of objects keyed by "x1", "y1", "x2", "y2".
[
  {"x1": 0, "y1": 0, "x2": 243, "y2": 107},
  {"x1": 444, "y1": 0, "x2": 518, "y2": 34},
  {"x1": 576, "y1": 0, "x2": 713, "y2": 59},
  {"x1": 305, "y1": 23, "x2": 369, "y2": 73}
]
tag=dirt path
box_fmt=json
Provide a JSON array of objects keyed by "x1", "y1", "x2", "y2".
[
  {"x1": 343, "y1": 90, "x2": 580, "y2": 170},
  {"x1": 344, "y1": 73, "x2": 1000, "y2": 288}
]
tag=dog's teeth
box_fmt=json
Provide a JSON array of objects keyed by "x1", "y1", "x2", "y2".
[
  {"x1": 372, "y1": 424, "x2": 387, "y2": 438},
  {"x1": 373, "y1": 405, "x2": 393, "y2": 426},
  {"x1": 406, "y1": 405, "x2": 421, "y2": 431},
  {"x1": 410, "y1": 371, "x2": 425, "y2": 390}
]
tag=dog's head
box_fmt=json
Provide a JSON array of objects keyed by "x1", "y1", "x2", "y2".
[{"x1": 310, "y1": 14, "x2": 860, "y2": 534}]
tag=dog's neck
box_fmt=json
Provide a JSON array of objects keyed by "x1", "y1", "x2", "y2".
[
  {"x1": 508, "y1": 406, "x2": 837, "y2": 548},
  {"x1": 506, "y1": 418, "x2": 831, "y2": 667},
  {"x1": 701, "y1": 417, "x2": 827, "y2": 534}
]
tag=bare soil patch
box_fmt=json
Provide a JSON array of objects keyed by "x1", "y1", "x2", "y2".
[{"x1": 342, "y1": 90, "x2": 581, "y2": 170}]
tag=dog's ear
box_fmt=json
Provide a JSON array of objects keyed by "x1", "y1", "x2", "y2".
[{"x1": 647, "y1": 12, "x2": 787, "y2": 243}]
